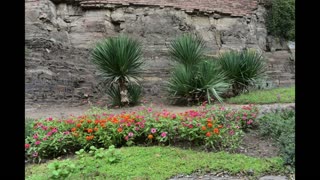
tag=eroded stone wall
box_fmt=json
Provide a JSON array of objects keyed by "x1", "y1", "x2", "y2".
[{"x1": 25, "y1": 0, "x2": 295, "y2": 107}]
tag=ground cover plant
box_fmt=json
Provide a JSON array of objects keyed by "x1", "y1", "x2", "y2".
[
  {"x1": 25, "y1": 146, "x2": 284, "y2": 180},
  {"x1": 257, "y1": 109, "x2": 295, "y2": 169},
  {"x1": 25, "y1": 104, "x2": 259, "y2": 163},
  {"x1": 226, "y1": 86, "x2": 295, "y2": 104}
]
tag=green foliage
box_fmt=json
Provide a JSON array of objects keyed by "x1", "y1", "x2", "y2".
[
  {"x1": 91, "y1": 34, "x2": 144, "y2": 107},
  {"x1": 218, "y1": 49, "x2": 268, "y2": 96},
  {"x1": 25, "y1": 118, "x2": 36, "y2": 137},
  {"x1": 266, "y1": 0, "x2": 295, "y2": 40},
  {"x1": 26, "y1": 146, "x2": 284, "y2": 180},
  {"x1": 48, "y1": 159, "x2": 76, "y2": 179},
  {"x1": 227, "y1": 86, "x2": 295, "y2": 104},
  {"x1": 167, "y1": 34, "x2": 230, "y2": 105},
  {"x1": 257, "y1": 109, "x2": 295, "y2": 167},
  {"x1": 168, "y1": 33, "x2": 206, "y2": 68}
]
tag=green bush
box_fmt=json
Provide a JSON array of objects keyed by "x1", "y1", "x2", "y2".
[
  {"x1": 91, "y1": 35, "x2": 144, "y2": 107},
  {"x1": 257, "y1": 109, "x2": 295, "y2": 167},
  {"x1": 167, "y1": 34, "x2": 230, "y2": 104},
  {"x1": 266, "y1": 0, "x2": 295, "y2": 40},
  {"x1": 217, "y1": 49, "x2": 267, "y2": 96}
]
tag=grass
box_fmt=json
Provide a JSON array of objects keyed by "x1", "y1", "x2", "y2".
[
  {"x1": 226, "y1": 86, "x2": 295, "y2": 104},
  {"x1": 26, "y1": 146, "x2": 284, "y2": 180}
]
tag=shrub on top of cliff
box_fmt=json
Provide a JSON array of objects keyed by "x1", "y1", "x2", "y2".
[
  {"x1": 217, "y1": 49, "x2": 268, "y2": 96},
  {"x1": 167, "y1": 34, "x2": 230, "y2": 105},
  {"x1": 91, "y1": 35, "x2": 144, "y2": 107},
  {"x1": 266, "y1": 0, "x2": 295, "y2": 41}
]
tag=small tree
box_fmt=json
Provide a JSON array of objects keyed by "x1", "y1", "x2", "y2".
[{"x1": 91, "y1": 35, "x2": 144, "y2": 106}]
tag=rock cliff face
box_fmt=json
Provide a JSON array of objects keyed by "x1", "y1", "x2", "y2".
[{"x1": 25, "y1": 0, "x2": 295, "y2": 107}]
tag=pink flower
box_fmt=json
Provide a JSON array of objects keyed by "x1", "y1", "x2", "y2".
[
  {"x1": 148, "y1": 108, "x2": 152, "y2": 112},
  {"x1": 128, "y1": 132, "x2": 134, "y2": 137},
  {"x1": 188, "y1": 124, "x2": 193, "y2": 128},
  {"x1": 33, "y1": 134, "x2": 38, "y2": 139},
  {"x1": 229, "y1": 130, "x2": 235, "y2": 136},
  {"x1": 51, "y1": 128, "x2": 58, "y2": 133},
  {"x1": 66, "y1": 119, "x2": 74, "y2": 124},
  {"x1": 25, "y1": 144, "x2": 30, "y2": 149},
  {"x1": 135, "y1": 127, "x2": 140, "y2": 131},
  {"x1": 47, "y1": 117, "x2": 53, "y2": 121},
  {"x1": 151, "y1": 128, "x2": 157, "y2": 134},
  {"x1": 42, "y1": 137, "x2": 47, "y2": 141},
  {"x1": 236, "y1": 125, "x2": 240, "y2": 129},
  {"x1": 171, "y1": 114, "x2": 176, "y2": 119},
  {"x1": 35, "y1": 141, "x2": 41, "y2": 145},
  {"x1": 242, "y1": 116, "x2": 247, "y2": 120},
  {"x1": 33, "y1": 152, "x2": 38, "y2": 157},
  {"x1": 47, "y1": 132, "x2": 52, "y2": 136},
  {"x1": 63, "y1": 131, "x2": 70, "y2": 135},
  {"x1": 124, "y1": 136, "x2": 129, "y2": 141},
  {"x1": 161, "y1": 132, "x2": 167, "y2": 138},
  {"x1": 41, "y1": 126, "x2": 48, "y2": 131},
  {"x1": 247, "y1": 119, "x2": 253, "y2": 125}
]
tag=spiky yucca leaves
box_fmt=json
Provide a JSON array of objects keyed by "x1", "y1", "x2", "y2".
[
  {"x1": 168, "y1": 34, "x2": 206, "y2": 69},
  {"x1": 167, "y1": 60, "x2": 230, "y2": 105},
  {"x1": 196, "y1": 60, "x2": 231, "y2": 103},
  {"x1": 218, "y1": 49, "x2": 267, "y2": 96},
  {"x1": 91, "y1": 35, "x2": 144, "y2": 106}
]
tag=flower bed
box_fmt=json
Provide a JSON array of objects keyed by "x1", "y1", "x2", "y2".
[{"x1": 25, "y1": 104, "x2": 259, "y2": 163}]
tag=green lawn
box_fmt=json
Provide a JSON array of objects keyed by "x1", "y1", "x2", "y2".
[
  {"x1": 226, "y1": 86, "x2": 295, "y2": 104},
  {"x1": 26, "y1": 146, "x2": 284, "y2": 180}
]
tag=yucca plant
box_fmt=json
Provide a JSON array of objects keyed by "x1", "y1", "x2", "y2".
[
  {"x1": 218, "y1": 49, "x2": 267, "y2": 96},
  {"x1": 167, "y1": 34, "x2": 230, "y2": 105},
  {"x1": 91, "y1": 35, "x2": 144, "y2": 106},
  {"x1": 168, "y1": 33, "x2": 206, "y2": 69}
]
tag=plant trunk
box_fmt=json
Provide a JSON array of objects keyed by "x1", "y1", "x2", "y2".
[{"x1": 119, "y1": 79, "x2": 129, "y2": 106}]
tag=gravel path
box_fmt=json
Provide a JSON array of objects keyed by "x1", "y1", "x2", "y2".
[{"x1": 25, "y1": 103, "x2": 295, "y2": 120}]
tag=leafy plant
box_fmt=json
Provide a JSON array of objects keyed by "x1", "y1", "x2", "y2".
[
  {"x1": 266, "y1": 0, "x2": 295, "y2": 40},
  {"x1": 168, "y1": 33, "x2": 206, "y2": 69},
  {"x1": 91, "y1": 35, "x2": 144, "y2": 107},
  {"x1": 167, "y1": 34, "x2": 230, "y2": 105},
  {"x1": 257, "y1": 109, "x2": 295, "y2": 167},
  {"x1": 48, "y1": 159, "x2": 76, "y2": 179},
  {"x1": 217, "y1": 49, "x2": 267, "y2": 96}
]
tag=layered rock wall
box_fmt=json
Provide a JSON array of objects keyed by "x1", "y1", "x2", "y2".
[{"x1": 25, "y1": 0, "x2": 295, "y2": 107}]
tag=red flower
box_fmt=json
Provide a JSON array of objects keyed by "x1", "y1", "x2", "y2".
[
  {"x1": 71, "y1": 127, "x2": 76, "y2": 132},
  {"x1": 117, "y1": 128, "x2": 123, "y2": 133},
  {"x1": 76, "y1": 123, "x2": 81, "y2": 128},
  {"x1": 201, "y1": 126, "x2": 207, "y2": 131},
  {"x1": 87, "y1": 120, "x2": 92, "y2": 123},
  {"x1": 218, "y1": 125, "x2": 223, "y2": 128},
  {"x1": 207, "y1": 123, "x2": 213, "y2": 128},
  {"x1": 87, "y1": 128, "x2": 93, "y2": 133},
  {"x1": 214, "y1": 128, "x2": 219, "y2": 134},
  {"x1": 25, "y1": 144, "x2": 30, "y2": 149},
  {"x1": 206, "y1": 132, "x2": 211, "y2": 137},
  {"x1": 94, "y1": 127, "x2": 98, "y2": 131}
]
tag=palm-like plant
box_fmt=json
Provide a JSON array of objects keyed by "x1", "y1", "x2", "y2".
[
  {"x1": 168, "y1": 34, "x2": 206, "y2": 69},
  {"x1": 91, "y1": 35, "x2": 144, "y2": 106},
  {"x1": 218, "y1": 49, "x2": 267, "y2": 96},
  {"x1": 167, "y1": 34, "x2": 230, "y2": 105}
]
